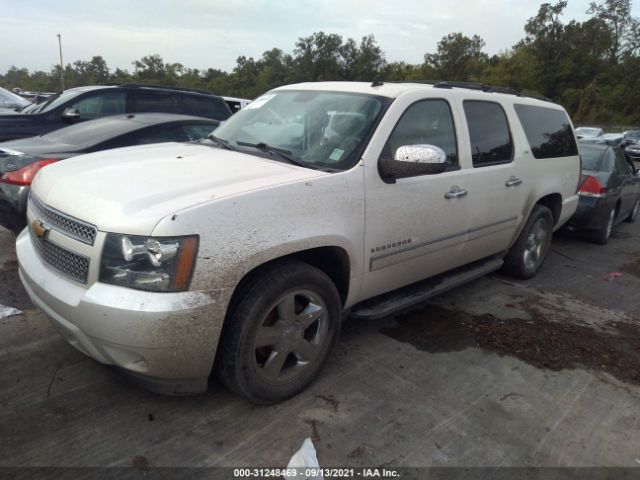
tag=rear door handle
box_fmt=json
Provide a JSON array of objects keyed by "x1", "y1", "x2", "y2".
[
  {"x1": 505, "y1": 176, "x2": 523, "y2": 187},
  {"x1": 444, "y1": 186, "x2": 468, "y2": 199}
]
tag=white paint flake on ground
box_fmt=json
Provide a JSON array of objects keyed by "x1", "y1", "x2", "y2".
[{"x1": 0, "y1": 304, "x2": 23, "y2": 318}]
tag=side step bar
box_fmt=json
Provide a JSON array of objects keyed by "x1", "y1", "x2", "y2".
[{"x1": 350, "y1": 255, "x2": 504, "y2": 320}]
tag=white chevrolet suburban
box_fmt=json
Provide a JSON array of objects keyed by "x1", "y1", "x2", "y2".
[{"x1": 16, "y1": 81, "x2": 580, "y2": 403}]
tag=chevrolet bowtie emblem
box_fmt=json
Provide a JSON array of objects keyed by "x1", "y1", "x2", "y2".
[{"x1": 31, "y1": 220, "x2": 49, "y2": 239}]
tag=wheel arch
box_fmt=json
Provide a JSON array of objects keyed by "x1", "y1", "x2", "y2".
[
  {"x1": 226, "y1": 245, "x2": 352, "y2": 312},
  {"x1": 535, "y1": 193, "x2": 562, "y2": 227}
]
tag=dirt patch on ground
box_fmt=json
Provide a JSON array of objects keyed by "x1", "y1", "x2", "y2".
[
  {"x1": 381, "y1": 302, "x2": 640, "y2": 386},
  {"x1": 620, "y1": 256, "x2": 640, "y2": 278},
  {"x1": 0, "y1": 260, "x2": 32, "y2": 311}
]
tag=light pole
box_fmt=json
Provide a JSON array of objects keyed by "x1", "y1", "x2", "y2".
[{"x1": 57, "y1": 33, "x2": 65, "y2": 91}]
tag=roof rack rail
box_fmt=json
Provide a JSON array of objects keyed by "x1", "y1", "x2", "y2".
[
  {"x1": 117, "y1": 83, "x2": 215, "y2": 95},
  {"x1": 433, "y1": 81, "x2": 552, "y2": 102}
]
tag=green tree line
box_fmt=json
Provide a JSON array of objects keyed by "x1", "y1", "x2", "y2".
[{"x1": 2, "y1": 0, "x2": 639, "y2": 125}]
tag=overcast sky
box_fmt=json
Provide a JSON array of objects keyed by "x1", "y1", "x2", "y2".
[{"x1": 1, "y1": 0, "x2": 639, "y2": 74}]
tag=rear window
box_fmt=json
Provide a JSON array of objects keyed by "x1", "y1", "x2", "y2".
[
  {"x1": 579, "y1": 147, "x2": 607, "y2": 171},
  {"x1": 514, "y1": 104, "x2": 578, "y2": 159},
  {"x1": 182, "y1": 96, "x2": 231, "y2": 120}
]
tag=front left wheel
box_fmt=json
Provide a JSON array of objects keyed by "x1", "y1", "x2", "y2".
[{"x1": 215, "y1": 260, "x2": 342, "y2": 404}]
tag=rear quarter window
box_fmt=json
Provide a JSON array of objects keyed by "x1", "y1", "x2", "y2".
[
  {"x1": 133, "y1": 92, "x2": 181, "y2": 113},
  {"x1": 514, "y1": 104, "x2": 578, "y2": 159},
  {"x1": 182, "y1": 96, "x2": 231, "y2": 120}
]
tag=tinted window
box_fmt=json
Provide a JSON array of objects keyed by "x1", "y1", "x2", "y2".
[
  {"x1": 45, "y1": 116, "x2": 141, "y2": 145},
  {"x1": 96, "y1": 125, "x2": 189, "y2": 150},
  {"x1": 514, "y1": 104, "x2": 578, "y2": 159},
  {"x1": 614, "y1": 150, "x2": 630, "y2": 176},
  {"x1": 133, "y1": 125, "x2": 189, "y2": 144},
  {"x1": 385, "y1": 99, "x2": 458, "y2": 168},
  {"x1": 579, "y1": 146, "x2": 606, "y2": 171},
  {"x1": 133, "y1": 92, "x2": 181, "y2": 113},
  {"x1": 182, "y1": 96, "x2": 231, "y2": 120},
  {"x1": 71, "y1": 92, "x2": 126, "y2": 120},
  {"x1": 182, "y1": 123, "x2": 216, "y2": 140},
  {"x1": 463, "y1": 101, "x2": 513, "y2": 167}
]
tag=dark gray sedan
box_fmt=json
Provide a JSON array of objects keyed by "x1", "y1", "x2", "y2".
[
  {"x1": 0, "y1": 113, "x2": 217, "y2": 233},
  {"x1": 567, "y1": 143, "x2": 640, "y2": 244}
]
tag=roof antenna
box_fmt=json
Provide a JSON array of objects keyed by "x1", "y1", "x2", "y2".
[{"x1": 371, "y1": 77, "x2": 384, "y2": 87}]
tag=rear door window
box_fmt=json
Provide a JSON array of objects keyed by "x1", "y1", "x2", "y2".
[
  {"x1": 463, "y1": 101, "x2": 513, "y2": 167},
  {"x1": 133, "y1": 92, "x2": 181, "y2": 113},
  {"x1": 514, "y1": 104, "x2": 578, "y2": 159}
]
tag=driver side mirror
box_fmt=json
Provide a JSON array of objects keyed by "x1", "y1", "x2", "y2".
[
  {"x1": 62, "y1": 107, "x2": 81, "y2": 121},
  {"x1": 381, "y1": 144, "x2": 448, "y2": 181}
]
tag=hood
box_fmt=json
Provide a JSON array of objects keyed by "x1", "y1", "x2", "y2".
[
  {"x1": 0, "y1": 136, "x2": 78, "y2": 159},
  {"x1": 31, "y1": 142, "x2": 327, "y2": 235}
]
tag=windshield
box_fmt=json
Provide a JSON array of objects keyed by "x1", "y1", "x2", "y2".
[
  {"x1": 0, "y1": 87, "x2": 30, "y2": 109},
  {"x1": 19, "y1": 102, "x2": 40, "y2": 114},
  {"x1": 212, "y1": 90, "x2": 388, "y2": 171},
  {"x1": 35, "y1": 90, "x2": 82, "y2": 114},
  {"x1": 580, "y1": 147, "x2": 609, "y2": 171}
]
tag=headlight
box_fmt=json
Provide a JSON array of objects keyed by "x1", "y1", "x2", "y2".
[{"x1": 99, "y1": 234, "x2": 199, "y2": 292}]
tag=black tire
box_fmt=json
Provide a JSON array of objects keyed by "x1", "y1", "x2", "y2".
[
  {"x1": 503, "y1": 205, "x2": 553, "y2": 279},
  {"x1": 589, "y1": 206, "x2": 616, "y2": 245},
  {"x1": 624, "y1": 197, "x2": 640, "y2": 223},
  {"x1": 215, "y1": 259, "x2": 342, "y2": 404}
]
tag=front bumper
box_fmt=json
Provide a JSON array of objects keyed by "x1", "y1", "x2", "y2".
[{"x1": 16, "y1": 228, "x2": 224, "y2": 394}]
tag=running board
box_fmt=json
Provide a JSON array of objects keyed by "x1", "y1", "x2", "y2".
[{"x1": 350, "y1": 255, "x2": 504, "y2": 320}]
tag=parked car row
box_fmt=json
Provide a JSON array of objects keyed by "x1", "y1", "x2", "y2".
[
  {"x1": 4, "y1": 79, "x2": 639, "y2": 404},
  {"x1": 0, "y1": 83, "x2": 234, "y2": 142},
  {"x1": 575, "y1": 125, "x2": 639, "y2": 148},
  {"x1": 0, "y1": 83, "x2": 253, "y2": 233},
  {"x1": 569, "y1": 140, "x2": 640, "y2": 244},
  {"x1": 0, "y1": 113, "x2": 219, "y2": 232}
]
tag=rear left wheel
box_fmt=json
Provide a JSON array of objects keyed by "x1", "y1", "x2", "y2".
[
  {"x1": 503, "y1": 205, "x2": 553, "y2": 279},
  {"x1": 590, "y1": 207, "x2": 616, "y2": 245}
]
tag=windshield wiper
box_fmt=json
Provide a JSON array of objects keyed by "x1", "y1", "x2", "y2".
[
  {"x1": 236, "y1": 141, "x2": 311, "y2": 169},
  {"x1": 205, "y1": 134, "x2": 238, "y2": 151}
]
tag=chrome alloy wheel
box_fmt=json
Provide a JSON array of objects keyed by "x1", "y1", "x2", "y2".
[
  {"x1": 605, "y1": 208, "x2": 616, "y2": 240},
  {"x1": 523, "y1": 218, "x2": 549, "y2": 272},
  {"x1": 252, "y1": 290, "x2": 329, "y2": 384},
  {"x1": 631, "y1": 200, "x2": 639, "y2": 221}
]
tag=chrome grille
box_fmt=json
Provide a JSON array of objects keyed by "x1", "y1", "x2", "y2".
[
  {"x1": 30, "y1": 227, "x2": 90, "y2": 283},
  {"x1": 30, "y1": 194, "x2": 97, "y2": 245}
]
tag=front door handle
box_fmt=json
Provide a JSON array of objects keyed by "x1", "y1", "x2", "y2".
[
  {"x1": 505, "y1": 176, "x2": 523, "y2": 187},
  {"x1": 444, "y1": 185, "x2": 468, "y2": 199}
]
